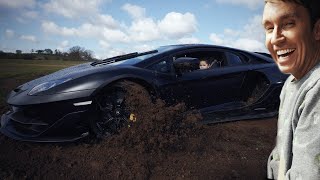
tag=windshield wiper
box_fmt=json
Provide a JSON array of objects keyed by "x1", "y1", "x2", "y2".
[{"x1": 91, "y1": 50, "x2": 158, "y2": 66}]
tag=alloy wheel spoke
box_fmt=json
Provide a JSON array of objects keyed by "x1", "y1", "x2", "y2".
[{"x1": 95, "y1": 88, "x2": 129, "y2": 136}]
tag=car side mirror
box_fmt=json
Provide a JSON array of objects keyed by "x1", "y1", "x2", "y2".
[{"x1": 173, "y1": 57, "x2": 199, "y2": 75}]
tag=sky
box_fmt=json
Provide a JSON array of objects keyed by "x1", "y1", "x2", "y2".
[{"x1": 0, "y1": 0, "x2": 267, "y2": 59}]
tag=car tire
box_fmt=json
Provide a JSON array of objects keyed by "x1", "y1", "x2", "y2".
[
  {"x1": 246, "y1": 77, "x2": 269, "y2": 105},
  {"x1": 90, "y1": 81, "x2": 149, "y2": 139}
]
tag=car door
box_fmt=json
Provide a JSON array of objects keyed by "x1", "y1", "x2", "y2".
[
  {"x1": 146, "y1": 56, "x2": 186, "y2": 105},
  {"x1": 199, "y1": 64, "x2": 246, "y2": 108},
  {"x1": 146, "y1": 55, "x2": 213, "y2": 107},
  {"x1": 172, "y1": 48, "x2": 248, "y2": 109},
  {"x1": 146, "y1": 48, "x2": 250, "y2": 110}
]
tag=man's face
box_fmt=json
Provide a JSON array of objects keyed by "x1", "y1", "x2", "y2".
[{"x1": 262, "y1": 1, "x2": 317, "y2": 79}]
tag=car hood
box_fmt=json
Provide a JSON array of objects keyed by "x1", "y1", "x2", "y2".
[{"x1": 19, "y1": 62, "x2": 116, "y2": 91}]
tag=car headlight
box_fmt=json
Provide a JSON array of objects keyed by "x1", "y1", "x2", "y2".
[{"x1": 28, "y1": 78, "x2": 72, "y2": 95}]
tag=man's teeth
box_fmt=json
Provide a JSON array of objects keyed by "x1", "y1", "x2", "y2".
[{"x1": 277, "y1": 49, "x2": 295, "y2": 56}]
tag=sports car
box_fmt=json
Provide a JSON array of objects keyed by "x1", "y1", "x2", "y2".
[{"x1": 0, "y1": 44, "x2": 288, "y2": 142}]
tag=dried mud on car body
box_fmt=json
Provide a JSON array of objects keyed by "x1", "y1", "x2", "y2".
[{"x1": 0, "y1": 80, "x2": 277, "y2": 179}]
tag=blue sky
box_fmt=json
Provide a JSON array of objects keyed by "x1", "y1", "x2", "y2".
[{"x1": 0, "y1": 0, "x2": 266, "y2": 59}]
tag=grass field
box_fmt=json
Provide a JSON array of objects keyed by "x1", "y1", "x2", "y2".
[
  {"x1": 0, "y1": 59, "x2": 84, "y2": 107},
  {"x1": 0, "y1": 59, "x2": 84, "y2": 80}
]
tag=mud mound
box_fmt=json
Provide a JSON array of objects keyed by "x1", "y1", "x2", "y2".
[
  {"x1": 106, "y1": 81, "x2": 203, "y2": 154},
  {"x1": 0, "y1": 80, "x2": 278, "y2": 179}
]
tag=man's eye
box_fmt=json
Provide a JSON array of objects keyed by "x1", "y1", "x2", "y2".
[
  {"x1": 283, "y1": 22, "x2": 295, "y2": 29},
  {"x1": 265, "y1": 27, "x2": 274, "y2": 33}
]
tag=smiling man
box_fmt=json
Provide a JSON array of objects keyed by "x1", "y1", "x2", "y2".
[{"x1": 262, "y1": 0, "x2": 320, "y2": 179}]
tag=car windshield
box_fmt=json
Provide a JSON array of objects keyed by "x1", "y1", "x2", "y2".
[{"x1": 93, "y1": 45, "x2": 181, "y2": 66}]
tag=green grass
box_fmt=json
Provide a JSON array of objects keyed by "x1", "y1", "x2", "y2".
[
  {"x1": 0, "y1": 59, "x2": 85, "y2": 108},
  {"x1": 0, "y1": 59, "x2": 84, "y2": 80}
]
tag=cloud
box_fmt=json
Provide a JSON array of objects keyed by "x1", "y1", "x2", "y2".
[
  {"x1": 242, "y1": 15, "x2": 265, "y2": 42},
  {"x1": 102, "y1": 28, "x2": 130, "y2": 43},
  {"x1": 97, "y1": 47, "x2": 128, "y2": 59},
  {"x1": 43, "y1": 0, "x2": 119, "y2": 30},
  {"x1": 122, "y1": 3, "x2": 146, "y2": 20},
  {"x1": 209, "y1": 15, "x2": 266, "y2": 52},
  {"x1": 42, "y1": 21, "x2": 103, "y2": 38},
  {"x1": 209, "y1": 33, "x2": 224, "y2": 45},
  {"x1": 16, "y1": 10, "x2": 39, "y2": 23},
  {"x1": 158, "y1": 12, "x2": 197, "y2": 38},
  {"x1": 43, "y1": 0, "x2": 104, "y2": 19},
  {"x1": 61, "y1": 40, "x2": 69, "y2": 47},
  {"x1": 99, "y1": 40, "x2": 110, "y2": 49},
  {"x1": 223, "y1": 28, "x2": 239, "y2": 37},
  {"x1": 121, "y1": 4, "x2": 198, "y2": 41},
  {"x1": 74, "y1": 23, "x2": 102, "y2": 37},
  {"x1": 122, "y1": 3, "x2": 197, "y2": 42},
  {"x1": 232, "y1": 38, "x2": 265, "y2": 51},
  {"x1": 178, "y1": 37, "x2": 200, "y2": 44},
  {"x1": 132, "y1": 44, "x2": 155, "y2": 52},
  {"x1": 125, "y1": 10, "x2": 198, "y2": 42},
  {"x1": 215, "y1": 0, "x2": 263, "y2": 9},
  {"x1": 42, "y1": 11, "x2": 198, "y2": 44},
  {"x1": 41, "y1": 3, "x2": 199, "y2": 57},
  {"x1": 0, "y1": 0, "x2": 36, "y2": 8},
  {"x1": 97, "y1": 44, "x2": 155, "y2": 59},
  {"x1": 20, "y1": 35, "x2": 37, "y2": 42},
  {"x1": 96, "y1": 14, "x2": 119, "y2": 29},
  {"x1": 210, "y1": 33, "x2": 266, "y2": 51},
  {"x1": 42, "y1": 21, "x2": 77, "y2": 36},
  {"x1": 23, "y1": 10, "x2": 38, "y2": 19},
  {"x1": 57, "y1": 40, "x2": 69, "y2": 51},
  {"x1": 42, "y1": 21, "x2": 130, "y2": 44},
  {"x1": 5, "y1": 29, "x2": 14, "y2": 38},
  {"x1": 128, "y1": 18, "x2": 161, "y2": 42}
]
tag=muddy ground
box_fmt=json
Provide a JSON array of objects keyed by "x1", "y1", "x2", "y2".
[{"x1": 0, "y1": 79, "x2": 277, "y2": 180}]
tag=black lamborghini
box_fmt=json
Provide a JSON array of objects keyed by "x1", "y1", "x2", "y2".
[{"x1": 0, "y1": 44, "x2": 288, "y2": 142}]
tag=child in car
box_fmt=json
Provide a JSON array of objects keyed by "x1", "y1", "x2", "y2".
[{"x1": 199, "y1": 59, "x2": 211, "y2": 70}]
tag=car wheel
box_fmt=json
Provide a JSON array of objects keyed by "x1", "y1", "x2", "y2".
[
  {"x1": 246, "y1": 77, "x2": 269, "y2": 104},
  {"x1": 90, "y1": 81, "x2": 149, "y2": 139}
]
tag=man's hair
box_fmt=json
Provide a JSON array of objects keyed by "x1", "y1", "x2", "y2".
[{"x1": 265, "y1": 0, "x2": 320, "y2": 27}]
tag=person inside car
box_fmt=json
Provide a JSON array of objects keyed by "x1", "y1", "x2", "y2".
[{"x1": 199, "y1": 59, "x2": 211, "y2": 70}]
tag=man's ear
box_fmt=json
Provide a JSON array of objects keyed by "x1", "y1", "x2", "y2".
[{"x1": 314, "y1": 19, "x2": 320, "y2": 40}]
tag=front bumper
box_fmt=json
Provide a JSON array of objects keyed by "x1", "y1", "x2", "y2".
[{"x1": 0, "y1": 99, "x2": 92, "y2": 142}]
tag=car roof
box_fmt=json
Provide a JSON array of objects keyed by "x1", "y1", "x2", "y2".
[{"x1": 106, "y1": 44, "x2": 273, "y2": 67}]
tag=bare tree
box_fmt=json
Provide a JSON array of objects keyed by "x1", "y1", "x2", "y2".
[
  {"x1": 68, "y1": 46, "x2": 83, "y2": 60},
  {"x1": 36, "y1": 50, "x2": 43, "y2": 54},
  {"x1": 54, "y1": 49, "x2": 61, "y2": 55},
  {"x1": 68, "y1": 46, "x2": 94, "y2": 61},
  {"x1": 44, "y1": 49, "x2": 53, "y2": 54},
  {"x1": 82, "y1": 49, "x2": 94, "y2": 61}
]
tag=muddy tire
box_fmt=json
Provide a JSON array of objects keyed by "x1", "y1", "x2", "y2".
[
  {"x1": 246, "y1": 78, "x2": 269, "y2": 105},
  {"x1": 90, "y1": 81, "x2": 150, "y2": 139}
]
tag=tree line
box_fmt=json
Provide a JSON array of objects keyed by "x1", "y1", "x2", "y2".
[{"x1": 0, "y1": 46, "x2": 96, "y2": 61}]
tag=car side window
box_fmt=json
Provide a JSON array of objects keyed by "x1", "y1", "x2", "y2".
[
  {"x1": 147, "y1": 59, "x2": 172, "y2": 73},
  {"x1": 176, "y1": 51, "x2": 225, "y2": 70},
  {"x1": 225, "y1": 52, "x2": 243, "y2": 66}
]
